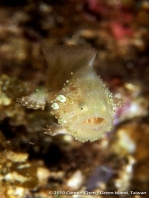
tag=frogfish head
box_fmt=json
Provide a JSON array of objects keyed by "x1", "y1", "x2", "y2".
[{"x1": 51, "y1": 67, "x2": 114, "y2": 142}]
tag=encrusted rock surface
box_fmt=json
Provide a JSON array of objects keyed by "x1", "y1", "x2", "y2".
[{"x1": 0, "y1": 0, "x2": 149, "y2": 197}]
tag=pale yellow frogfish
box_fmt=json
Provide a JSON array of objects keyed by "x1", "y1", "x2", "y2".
[{"x1": 17, "y1": 45, "x2": 115, "y2": 142}]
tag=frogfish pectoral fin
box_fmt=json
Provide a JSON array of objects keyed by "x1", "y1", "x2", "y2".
[{"x1": 16, "y1": 88, "x2": 47, "y2": 110}]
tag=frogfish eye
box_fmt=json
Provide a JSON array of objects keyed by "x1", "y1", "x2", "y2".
[{"x1": 79, "y1": 102, "x2": 87, "y2": 111}]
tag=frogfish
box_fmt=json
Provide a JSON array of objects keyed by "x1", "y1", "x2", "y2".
[{"x1": 17, "y1": 45, "x2": 117, "y2": 142}]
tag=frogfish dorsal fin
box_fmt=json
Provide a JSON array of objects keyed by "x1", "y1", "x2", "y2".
[{"x1": 42, "y1": 44, "x2": 96, "y2": 91}]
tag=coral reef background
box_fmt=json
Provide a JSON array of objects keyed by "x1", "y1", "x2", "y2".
[{"x1": 0, "y1": 0, "x2": 149, "y2": 197}]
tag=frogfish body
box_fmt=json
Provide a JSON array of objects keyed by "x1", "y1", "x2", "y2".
[{"x1": 17, "y1": 45, "x2": 115, "y2": 142}]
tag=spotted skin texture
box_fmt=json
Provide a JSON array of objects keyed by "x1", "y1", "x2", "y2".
[{"x1": 51, "y1": 67, "x2": 114, "y2": 142}]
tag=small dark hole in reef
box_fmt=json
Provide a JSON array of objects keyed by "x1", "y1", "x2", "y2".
[
  {"x1": 0, "y1": 118, "x2": 26, "y2": 139},
  {"x1": 44, "y1": 144, "x2": 63, "y2": 166}
]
